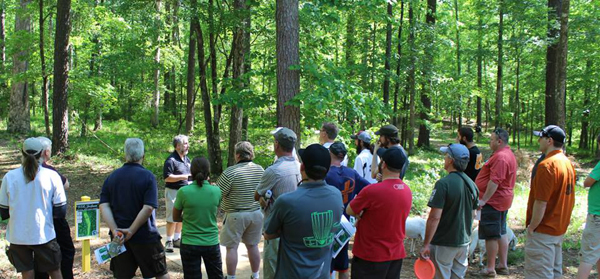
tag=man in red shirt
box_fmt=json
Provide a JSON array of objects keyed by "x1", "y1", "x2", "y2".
[
  {"x1": 346, "y1": 148, "x2": 412, "y2": 279},
  {"x1": 474, "y1": 128, "x2": 517, "y2": 277}
]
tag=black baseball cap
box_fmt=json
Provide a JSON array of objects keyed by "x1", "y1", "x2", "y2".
[
  {"x1": 533, "y1": 125, "x2": 566, "y2": 143},
  {"x1": 381, "y1": 147, "x2": 407, "y2": 170},
  {"x1": 375, "y1": 124, "x2": 399, "y2": 136},
  {"x1": 298, "y1": 144, "x2": 331, "y2": 172},
  {"x1": 329, "y1": 142, "x2": 348, "y2": 157}
]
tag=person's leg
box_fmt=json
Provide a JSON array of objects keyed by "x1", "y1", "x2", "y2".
[
  {"x1": 245, "y1": 244, "x2": 261, "y2": 274},
  {"x1": 577, "y1": 214, "x2": 600, "y2": 279},
  {"x1": 384, "y1": 259, "x2": 403, "y2": 279},
  {"x1": 484, "y1": 239, "x2": 499, "y2": 272},
  {"x1": 576, "y1": 263, "x2": 594, "y2": 279},
  {"x1": 451, "y1": 246, "x2": 469, "y2": 279},
  {"x1": 133, "y1": 241, "x2": 169, "y2": 279},
  {"x1": 180, "y1": 244, "x2": 203, "y2": 279},
  {"x1": 524, "y1": 230, "x2": 554, "y2": 278},
  {"x1": 552, "y1": 235, "x2": 564, "y2": 279},
  {"x1": 22, "y1": 270, "x2": 35, "y2": 279},
  {"x1": 54, "y1": 217, "x2": 75, "y2": 279},
  {"x1": 225, "y1": 245, "x2": 239, "y2": 277},
  {"x1": 480, "y1": 205, "x2": 501, "y2": 274},
  {"x1": 332, "y1": 244, "x2": 349, "y2": 279},
  {"x1": 202, "y1": 244, "x2": 224, "y2": 279},
  {"x1": 110, "y1": 242, "x2": 139, "y2": 279},
  {"x1": 165, "y1": 188, "x2": 177, "y2": 251},
  {"x1": 430, "y1": 245, "x2": 455, "y2": 279},
  {"x1": 497, "y1": 211, "x2": 509, "y2": 270},
  {"x1": 47, "y1": 269, "x2": 63, "y2": 279},
  {"x1": 262, "y1": 239, "x2": 278, "y2": 279},
  {"x1": 350, "y1": 256, "x2": 386, "y2": 279}
]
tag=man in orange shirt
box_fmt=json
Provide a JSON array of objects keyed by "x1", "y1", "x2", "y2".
[
  {"x1": 474, "y1": 128, "x2": 517, "y2": 277},
  {"x1": 526, "y1": 125, "x2": 576, "y2": 278}
]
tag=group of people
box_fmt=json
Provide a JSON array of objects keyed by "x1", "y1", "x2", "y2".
[{"x1": 0, "y1": 122, "x2": 598, "y2": 279}]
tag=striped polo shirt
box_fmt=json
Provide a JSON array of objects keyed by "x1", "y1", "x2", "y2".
[{"x1": 217, "y1": 161, "x2": 264, "y2": 213}]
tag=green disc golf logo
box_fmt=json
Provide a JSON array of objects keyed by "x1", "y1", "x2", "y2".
[{"x1": 303, "y1": 210, "x2": 336, "y2": 248}]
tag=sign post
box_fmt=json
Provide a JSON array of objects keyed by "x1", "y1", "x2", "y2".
[{"x1": 75, "y1": 196, "x2": 100, "y2": 272}]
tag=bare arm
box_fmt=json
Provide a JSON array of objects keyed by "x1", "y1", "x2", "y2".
[
  {"x1": 63, "y1": 179, "x2": 70, "y2": 190},
  {"x1": 420, "y1": 208, "x2": 442, "y2": 259},
  {"x1": 165, "y1": 174, "x2": 189, "y2": 183},
  {"x1": 346, "y1": 204, "x2": 358, "y2": 217},
  {"x1": 100, "y1": 203, "x2": 119, "y2": 236},
  {"x1": 480, "y1": 180, "x2": 499, "y2": 205},
  {"x1": 527, "y1": 200, "x2": 548, "y2": 233},
  {"x1": 584, "y1": 176, "x2": 597, "y2": 188},
  {"x1": 264, "y1": 231, "x2": 280, "y2": 240},
  {"x1": 119, "y1": 205, "x2": 155, "y2": 242},
  {"x1": 172, "y1": 207, "x2": 183, "y2": 222}
]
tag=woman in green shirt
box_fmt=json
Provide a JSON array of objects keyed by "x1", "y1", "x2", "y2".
[{"x1": 173, "y1": 157, "x2": 223, "y2": 279}]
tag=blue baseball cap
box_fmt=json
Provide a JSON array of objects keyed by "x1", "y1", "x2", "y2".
[{"x1": 439, "y1": 143, "x2": 470, "y2": 162}]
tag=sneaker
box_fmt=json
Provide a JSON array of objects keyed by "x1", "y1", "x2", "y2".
[
  {"x1": 173, "y1": 238, "x2": 181, "y2": 248},
  {"x1": 165, "y1": 240, "x2": 174, "y2": 253}
]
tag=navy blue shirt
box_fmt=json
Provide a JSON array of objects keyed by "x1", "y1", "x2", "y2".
[
  {"x1": 100, "y1": 163, "x2": 160, "y2": 244},
  {"x1": 163, "y1": 151, "x2": 191, "y2": 190},
  {"x1": 325, "y1": 166, "x2": 370, "y2": 213}
]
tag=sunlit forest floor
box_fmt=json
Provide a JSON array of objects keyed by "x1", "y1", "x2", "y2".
[{"x1": 0, "y1": 117, "x2": 597, "y2": 278}]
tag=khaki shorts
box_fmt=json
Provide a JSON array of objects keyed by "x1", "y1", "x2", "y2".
[
  {"x1": 524, "y1": 230, "x2": 564, "y2": 279},
  {"x1": 580, "y1": 214, "x2": 600, "y2": 265},
  {"x1": 430, "y1": 245, "x2": 468, "y2": 279},
  {"x1": 165, "y1": 188, "x2": 179, "y2": 223},
  {"x1": 220, "y1": 210, "x2": 263, "y2": 247},
  {"x1": 7, "y1": 239, "x2": 61, "y2": 273}
]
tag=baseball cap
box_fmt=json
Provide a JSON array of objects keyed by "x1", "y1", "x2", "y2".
[
  {"x1": 350, "y1": 131, "x2": 372, "y2": 144},
  {"x1": 440, "y1": 143, "x2": 470, "y2": 162},
  {"x1": 23, "y1": 137, "x2": 44, "y2": 155},
  {"x1": 533, "y1": 125, "x2": 566, "y2": 143},
  {"x1": 375, "y1": 124, "x2": 399, "y2": 136},
  {"x1": 329, "y1": 142, "x2": 348, "y2": 157},
  {"x1": 298, "y1": 144, "x2": 331, "y2": 173},
  {"x1": 37, "y1": 136, "x2": 52, "y2": 150},
  {"x1": 381, "y1": 147, "x2": 407, "y2": 170},
  {"x1": 271, "y1": 127, "x2": 297, "y2": 149}
]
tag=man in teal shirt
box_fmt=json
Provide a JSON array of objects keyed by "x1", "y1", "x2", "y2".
[{"x1": 577, "y1": 134, "x2": 600, "y2": 279}]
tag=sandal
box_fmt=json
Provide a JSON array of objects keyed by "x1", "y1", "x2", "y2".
[{"x1": 495, "y1": 266, "x2": 509, "y2": 275}]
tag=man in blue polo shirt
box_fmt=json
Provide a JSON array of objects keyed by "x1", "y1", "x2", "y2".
[
  {"x1": 100, "y1": 138, "x2": 169, "y2": 279},
  {"x1": 264, "y1": 144, "x2": 344, "y2": 279},
  {"x1": 163, "y1": 135, "x2": 191, "y2": 252},
  {"x1": 326, "y1": 142, "x2": 370, "y2": 279}
]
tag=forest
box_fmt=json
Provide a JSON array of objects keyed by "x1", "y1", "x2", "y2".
[{"x1": 0, "y1": 0, "x2": 598, "y2": 170}]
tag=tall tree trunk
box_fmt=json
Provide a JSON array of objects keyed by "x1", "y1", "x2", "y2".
[
  {"x1": 51, "y1": 0, "x2": 71, "y2": 154},
  {"x1": 580, "y1": 60, "x2": 591, "y2": 149},
  {"x1": 494, "y1": 0, "x2": 504, "y2": 128},
  {"x1": 514, "y1": 53, "x2": 521, "y2": 148},
  {"x1": 0, "y1": 2, "x2": 5, "y2": 121},
  {"x1": 476, "y1": 14, "x2": 482, "y2": 129},
  {"x1": 393, "y1": 1, "x2": 404, "y2": 126},
  {"x1": 383, "y1": 3, "x2": 392, "y2": 105},
  {"x1": 276, "y1": 0, "x2": 301, "y2": 145},
  {"x1": 184, "y1": 18, "x2": 196, "y2": 134},
  {"x1": 227, "y1": 0, "x2": 247, "y2": 167},
  {"x1": 8, "y1": 0, "x2": 31, "y2": 134},
  {"x1": 151, "y1": 0, "x2": 162, "y2": 128},
  {"x1": 163, "y1": 0, "x2": 171, "y2": 111},
  {"x1": 417, "y1": 0, "x2": 435, "y2": 147},
  {"x1": 555, "y1": 0, "x2": 569, "y2": 129},
  {"x1": 545, "y1": 0, "x2": 560, "y2": 127},
  {"x1": 407, "y1": 1, "x2": 415, "y2": 154},
  {"x1": 454, "y1": 0, "x2": 462, "y2": 127},
  {"x1": 39, "y1": 0, "x2": 50, "y2": 137}
]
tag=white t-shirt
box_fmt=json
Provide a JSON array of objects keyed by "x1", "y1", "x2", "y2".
[
  {"x1": 0, "y1": 166, "x2": 66, "y2": 245},
  {"x1": 354, "y1": 149, "x2": 378, "y2": 184},
  {"x1": 322, "y1": 142, "x2": 348, "y2": 166}
]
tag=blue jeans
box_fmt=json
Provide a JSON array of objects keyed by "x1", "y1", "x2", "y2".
[{"x1": 180, "y1": 243, "x2": 223, "y2": 279}]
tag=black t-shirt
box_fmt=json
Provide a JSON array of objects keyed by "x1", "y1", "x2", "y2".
[
  {"x1": 163, "y1": 151, "x2": 191, "y2": 190},
  {"x1": 42, "y1": 163, "x2": 67, "y2": 185},
  {"x1": 464, "y1": 146, "x2": 483, "y2": 181}
]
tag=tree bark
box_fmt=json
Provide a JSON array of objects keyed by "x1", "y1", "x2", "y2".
[
  {"x1": 276, "y1": 0, "x2": 301, "y2": 145},
  {"x1": 407, "y1": 1, "x2": 415, "y2": 154},
  {"x1": 393, "y1": 1, "x2": 404, "y2": 126},
  {"x1": 454, "y1": 0, "x2": 462, "y2": 127},
  {"x1": 151, "y1": 0, "x2": 162, "y2": 128},
  {"x1": 184, "y1": 18, "x2": 196, "y2": 134},
  {"x1": 579, "y1": 60, "x2": 591, "y2": 149},
  {"x1": 494, "y1": 0, "x2": 503, "y2": 128},
  {"x1": 417, "y1": 0, "x2": 435, "y2": 147},
  {"x1": 545, "y1": 0, "x2": 560, "y2": 127},
  {"x1": 227, "y1": 0, "x2": 247, "y2": 167},
  {"x1": 8, "y1": 0, "x2": 32, "y2": 134},
  {"x1": 39, "y1": 0, "x2": 50, "y2": 137},
  {"x1": 476, "y1": 15, "x2": 482, "y2": 129},
  {"x1": 383, "y1": 3, "x2": 392, "y2": 105},
  {"x1": 554, "y1": 0, "x2": 569, "y2": 129},
  {"x1": 51, "y1": 0, "x2": 71, "y2": 154}
]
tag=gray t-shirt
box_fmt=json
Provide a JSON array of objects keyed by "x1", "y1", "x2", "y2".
[
  {"x1": 265, "y1": 181, "x2": 344, "y2": 279},
  {"x1": 256, "y1": 156, "x2": 301, "y2": 217}
]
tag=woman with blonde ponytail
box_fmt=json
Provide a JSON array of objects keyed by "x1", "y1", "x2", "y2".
[
  {"x1": 172, "y1": 157, "x2": 223, "y2": 279},
  {"x1": 0, "y1": 138, "x2": 67, "y2": 279}
]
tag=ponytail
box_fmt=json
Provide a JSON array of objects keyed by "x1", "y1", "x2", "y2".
[
  {"x1": 22, "y1": 150, "x2": 41, "y2": 183},
  {"x1": 191, "y1": 157, "x2": 210, "y2": 187}
]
